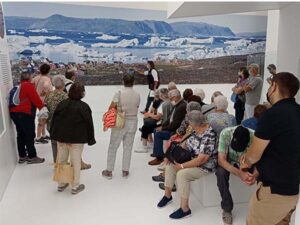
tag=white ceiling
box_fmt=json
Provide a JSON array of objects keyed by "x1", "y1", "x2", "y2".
[{"x1": 167, "y1": 2, "x2": 291, "y2": 18}]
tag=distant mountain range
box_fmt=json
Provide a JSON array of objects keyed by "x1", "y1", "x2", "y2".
[
  {"x1": 5, "y1": 14, "x2": 235, "y2": 37},
  {"x1": 236, "y1": 32, "x2": 266, "y2": 38}
]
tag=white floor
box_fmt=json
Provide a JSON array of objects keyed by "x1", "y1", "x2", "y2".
[
  {"x1": 0, "y1": 84, "x2": 295, "y2": 225},
  {"x1": 0, "y1": 134, "x2": 249, "y2": 225}
]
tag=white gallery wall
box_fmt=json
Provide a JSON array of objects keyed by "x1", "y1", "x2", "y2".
[
  {"x1": 0, "y1": 3, "x2": 17, "y2": 201},
  {"x1": 276, "y1": 3, "x2": 300, "y2": 103}
]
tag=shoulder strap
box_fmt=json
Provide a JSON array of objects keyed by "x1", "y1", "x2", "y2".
[
  {"x1": 118, "y1": 90, "x2": 122, "y2": 112},
  {"x1": 179, "y1": 133, "x2": 192, "y2": 144}
]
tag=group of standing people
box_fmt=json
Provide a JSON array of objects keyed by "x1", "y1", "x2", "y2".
[{"x1": 8, "y1": 60, "x2": 300, "y2": 224}]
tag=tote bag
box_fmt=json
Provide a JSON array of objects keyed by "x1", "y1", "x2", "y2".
[{"x1": 53, "y1": 148, "x2": 74, "y2": 184}]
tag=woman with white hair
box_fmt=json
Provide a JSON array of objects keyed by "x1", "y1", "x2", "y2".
[
  {"x1": 45, "y1": 75, "x2": 68, "y2": 162},
  {"x1": 194, "y1": 88, "x2": 206, "y2": 103},
  {"x1": 207, "y1": 95, "x2": 236, "y2": 137},
  {"x1": 157, "y1": 110, "x2": 217, "y2": 219}
]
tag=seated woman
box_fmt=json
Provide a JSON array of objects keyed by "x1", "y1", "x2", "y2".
[
  {"x1": 201, "y1": 91, "x2": 224, "y2": 115},
  {"x1": 207, "y1": 95, "x2": 236, "y2": 137},
  {"x1": 152, "y1": 101, "x2": 202, "y2": 181},
  {"x1": 157, "y1": 110, "x2": 217, "y2": 219},
  {"x1": 241, "y1": 104, "x2": 268, "y2": 130},
  {"x1": 135, "y1": 90, "x2": 164, "y2": 153}
]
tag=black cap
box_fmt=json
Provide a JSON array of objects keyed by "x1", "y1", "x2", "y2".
[{"x1": 230, "y1": 126, "x2": 250, "y2": 152}]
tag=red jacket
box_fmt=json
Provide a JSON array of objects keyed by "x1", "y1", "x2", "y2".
[{"x1": 10, "y1": 81, "x2": 44, "y2": 116}]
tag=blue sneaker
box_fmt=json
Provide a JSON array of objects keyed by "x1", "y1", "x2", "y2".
[
  {"x1": 169, "y1": 208, "x2": 192, "y2": 219},
  {"x1": 157, "y1": 196, "x2": 172, "y2": 208}
]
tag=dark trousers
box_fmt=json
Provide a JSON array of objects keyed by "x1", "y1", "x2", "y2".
[
  {"x1": 215, "y1": 166, "x2": 233, "y2": 212},
  {"x1": 234, "y1": 98, "x2": 245, "y2": 125},
  {"x1": 10, "y1": 112, "x2": 37, "y2": 159},
  {"x1": 153, "y1": 130, "x2": 172, "y2": 159},
  {"x1": 141, "y1": 119, "x2": 158, "y2": 139},
  {"x1": 144, "y1": 91, "x2": 154, "y2": 112}
]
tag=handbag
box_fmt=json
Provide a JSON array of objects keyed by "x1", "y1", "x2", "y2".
[
  {"x1": 102, "y1": 91, "x2": 125, "y2": 130},
  {"x1": 53, "y1": 147, "x2": 74, "y2": 184},
  {"x1": 115, "y1": 91, "x2": 125, "y2": 128},
  {"x1": 165, "y1": 134, "x2": 193, "y2": 164}
]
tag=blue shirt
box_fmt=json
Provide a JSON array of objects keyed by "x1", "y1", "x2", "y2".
[{"x1": 242, "y1": 117, "x2": 257, "y2": 130}]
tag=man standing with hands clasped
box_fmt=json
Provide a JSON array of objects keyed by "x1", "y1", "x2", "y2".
[{"x1": 240, "y1": 72, "x2": 300, "y2": 225}]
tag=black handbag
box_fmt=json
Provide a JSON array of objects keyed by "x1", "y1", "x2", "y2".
[{"x1": 165, "y1": 135, "x2": 193, "y2": 164}]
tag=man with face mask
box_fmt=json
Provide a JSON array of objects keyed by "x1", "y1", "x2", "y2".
[
  {"x1": 240, "y1": 72, "x2": 300, "y2": 225},
  {"x1": 243, "y1": 64, "x2": 263, "y2": 119},
  {"x1": 148, "y1": 89, "x2": 187, "y2": 165},
  {"x1": 216, "y1": 126, "x2": 254, "y2": 225}
]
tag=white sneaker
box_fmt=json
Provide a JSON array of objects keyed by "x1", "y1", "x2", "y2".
[
  {"x1": 135, "y1": 145, "x2": 149, "y2": 153},
  {"x1": 157, "y1": 162, "x2": 166, "y2": 171}
]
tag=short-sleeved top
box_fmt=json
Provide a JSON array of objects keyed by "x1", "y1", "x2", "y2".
[
  {"x1": 144, "y1": 69, "x2": 159, "y2": 97},
  {"x1": 242, "y1": 117, "x2": 258, "y2": 130},
  {"x1": 218, "y1": 126, "x2": 254, "y2": 165},
  {"x1": 158, "y1": 100, "x2": 173, "y2": 125},
  {"x1": 245, "y1": 75, "x2": 263, "y2": 105},
  {"x1": 32, "y1": 75, "x2": 53, "y2": 103},
  {"x1": 255, "y1": 98, "x2": 300, "y2": 195},
  {"x1": 186, "y1": 126, "x2": 217, "y2": 173},
  {"x1": 207, "y1": 112, "x2": 236, "y2": 137},
  {"x1": 45, "y1": 90, "x2": 68, "y2": 130},
  {"x1": 112, "y1": 87, "x2": 140, "y2": 118}
]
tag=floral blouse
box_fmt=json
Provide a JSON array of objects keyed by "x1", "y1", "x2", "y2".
[
  {"x1": 45, "y1": 91, "x2": 68, "y2": 130},
  {"x1": 185, "y1": 126, "x2": 217, "y2": 173}
]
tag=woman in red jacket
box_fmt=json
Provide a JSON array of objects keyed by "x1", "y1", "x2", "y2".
[{"x1": 10, "y1": 72, "x2": 45, "y2": 164}]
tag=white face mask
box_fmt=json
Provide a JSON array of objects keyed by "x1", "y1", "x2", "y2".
[{"x1": 171, "y1": 100, "x2": 176, "y2": 106}]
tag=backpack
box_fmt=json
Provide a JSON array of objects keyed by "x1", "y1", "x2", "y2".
[{"x1": 8, "y1": 85, "x2": 22, "y2": 108}]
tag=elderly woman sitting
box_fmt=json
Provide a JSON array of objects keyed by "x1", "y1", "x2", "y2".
[
  {"x1": 157, "y1": 110, "x2": 217, "y2": 219},
  {"x1": 207, "y1": 95, "x2": 236, "y2": 137}
]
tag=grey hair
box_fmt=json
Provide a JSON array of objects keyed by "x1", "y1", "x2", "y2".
[
  {"x1": 211, "y1": 91, "x2": 223, "y2": 103},
  {"x1": 159, "y1": 88, "x2": 169, "y2": 100},
  {"x1": 168, "y1": 81, "x2": 177, "y2": 90},
  {"x1": 168, "y1": 89, "x2": 181, "y2": 98},
  {"x1": 249, "y1": 63, "x2": 260, "y2": 74},
  {"x1": 154, "y1": 89, "x2": 160, "y2": 98},
  {"x1": 194, "y1": 88, "x2": 205, "y2": 101},
  {"x1": 52, "y1": 75, "x2": 65, "y2": 89},
  {"x1": 187, "y1": 101, "x2": 201, "y2": 113},
  {"x1": 214, "y1": 95, "x2": 228, "y2": 111},
  {"x1": 187, "y1": 110, "x2": 207, "y2": 126}
]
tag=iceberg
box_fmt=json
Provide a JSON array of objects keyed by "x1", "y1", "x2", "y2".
[
  {"x1": 166, "y1": 37, "x2": 214, "y2": 48},
  {"x1": 96, "y1": 34, "x2": 120, "y2": 40},
  {"x1": 28, "y1": 36, "x2": 64, "y2": 43},
  {"x1": 144, "y1": 37, "x2": 167, "y2": 47},
  {"x1": 224, "y1": 39, "x2": 251, "y2": 47},
  {"x1": 29, "y1": 28, "x2": 48, "y2": 33},
  {"x1": 91, "y1": 38, "x2": 139, "y2": 48}
]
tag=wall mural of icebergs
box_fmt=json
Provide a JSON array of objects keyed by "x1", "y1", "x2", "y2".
[{"x1": 3, "y1": 2, "x2": 267, "y2": 85}]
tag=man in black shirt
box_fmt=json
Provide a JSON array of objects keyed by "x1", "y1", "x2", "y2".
[{"x1": 240, "y1": 72, "x2": 300, "y2": 225}]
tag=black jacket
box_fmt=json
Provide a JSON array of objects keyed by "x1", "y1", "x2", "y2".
[
  {"x1": 162, "y1": 100, "x2": 186, "y2": 133},
  {"x1": 50, "y1": 99, "x2": 96, "y2": 145}
]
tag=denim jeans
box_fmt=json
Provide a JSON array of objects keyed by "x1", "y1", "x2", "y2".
[{"x1": 153, "y1": 130, "x2": 172, "y2": 159}]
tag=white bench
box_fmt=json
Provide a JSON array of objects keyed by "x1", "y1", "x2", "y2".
[{"x1": 190, "y1": 173, "x2": 256, "y2": 207}]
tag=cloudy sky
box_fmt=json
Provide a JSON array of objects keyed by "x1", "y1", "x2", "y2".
[{"x1": 2, "y1": 2, "x2": 267, "y2": 34}]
